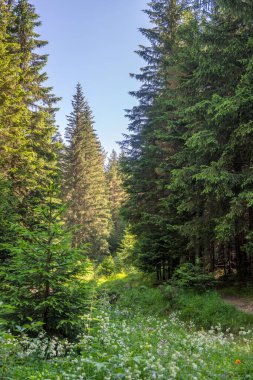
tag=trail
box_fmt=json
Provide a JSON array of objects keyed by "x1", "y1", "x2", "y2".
[{"x1": 222, "y1": 295, "x2": 253, "y2": 315}]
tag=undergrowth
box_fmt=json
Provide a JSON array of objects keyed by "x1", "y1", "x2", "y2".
[{"x1": 1, "y1": 273, "x2": 253, "y2": 380}]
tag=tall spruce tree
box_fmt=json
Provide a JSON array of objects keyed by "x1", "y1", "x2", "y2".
[
  {"x1": 64, "y1": 84, "x2": 111, "y2": 259},
  {"x1": 121, "y1": 0, "x2": 184, "y2": 280},
  {"x1": 0, "y1": 0, "x2": 31, "y2": 187},
  {"x1": 9, "y1": 0, "x2": 60, "y2": 213},
  {"x1": 168, "y1": 0, "x2": 253, "y2": 279}
]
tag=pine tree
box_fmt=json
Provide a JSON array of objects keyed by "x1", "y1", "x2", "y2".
[{"x1": 64, "y1": 83, "x2": 111, "y2": 259}]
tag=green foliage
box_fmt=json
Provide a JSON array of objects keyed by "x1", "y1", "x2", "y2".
[
  {"x1": 115, "y1": 226, "x2": 137, "y2": 271},
  {"x1": 1, "y1": 276, "x2": 253, "y2": 380},
  {"x1": 106, "y1": 150, "x2": 126, "y2": 254},
  {"x1": 175, "y1": 291, "x2": 253, "y2": 333},
  {"x1": 1, "y1": 185, "x2": 92, "y2": 337},
  {"x1": 121, "y1": 0, "x2": 253, "y2": 281},
  {"x1": 0, "y1": 176, "x2": 18, "y2": 262},
  {"x1": 99, "y1": 275, "x2": 168, "y2": 316},
  {"x1": 170, "y1": 263, "x2": 216, "y2": 290},
  {"x1": 63, "y1": 83, "x2": 111, "y2": 258},
  {"x1": 97, "y1": 255, "x2": 116, "y2": 277}
]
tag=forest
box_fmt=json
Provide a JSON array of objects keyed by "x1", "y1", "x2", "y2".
[{"x1": 1, "y1": 0, "x2": 253, "y2": 379}]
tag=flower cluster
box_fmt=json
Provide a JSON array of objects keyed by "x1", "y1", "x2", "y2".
[{"x1": 2, "y1": 304, "x2": 253, "y2": 379}]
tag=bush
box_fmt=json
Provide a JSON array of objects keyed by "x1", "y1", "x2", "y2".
[{"x1": 170, "y1": 263, "x2": 216, "y2": 291}]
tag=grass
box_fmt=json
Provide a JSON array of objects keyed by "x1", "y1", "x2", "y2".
[
  {"x1": 1, "y1": 273, "x2": 253, "y2": 379},
  {"x1": 99, "y1": 273, "x2": 253, "y2": 333},
  {"x1": 218, "y1": 282, "x2": 253, "y2": 300},
  {"x1": 174, "y1": 290, "x2": 253, "y2": 333}
]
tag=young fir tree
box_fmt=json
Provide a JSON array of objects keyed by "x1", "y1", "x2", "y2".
[
  {"x1": 64, "y1": 84, "x2": 111, "y2": 259},
  {"x1": 106, "y1": 150, "x2": 126, "y2": 254},
  {"x1": 1, "y1": 183, "x2": 91, "y2": 337},
  {"x1": 115, "y1": 226, "x2": 137, "y2": 271}
]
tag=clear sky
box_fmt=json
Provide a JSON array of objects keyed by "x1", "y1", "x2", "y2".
[{"x1": 31, "y1": 0, "x2": 150, "y2": 155}]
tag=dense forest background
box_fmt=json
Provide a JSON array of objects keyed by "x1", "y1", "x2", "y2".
[{"x1": 1, "y1": 0, "x2": 253, "y2": 339}]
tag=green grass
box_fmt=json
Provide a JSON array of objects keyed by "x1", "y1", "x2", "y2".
[
  {"x1": 98, "y1": 272, "x2": 168, "y2": 315},
  {"x1": 174, "y1": 290, "x2": 253, "y2": 333},
  {"x1": 218, "y1": 282, "x2": 253, "y2": 300},
  {"x1": 1, "y1": 274, "x2": 253, "y2": 380},
  {"x1": 99, "y1": 273, "x2": 253, "y2": 333}
]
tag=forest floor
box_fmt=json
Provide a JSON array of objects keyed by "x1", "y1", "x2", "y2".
[
  {"x1": 219, "y1": 283, "x2": 253, "y2": 315},
  {"x1": 222, "y1": 296, "x2": 253, "y2": 315}
]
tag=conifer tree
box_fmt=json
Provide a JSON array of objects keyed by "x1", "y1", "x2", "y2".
[
  {"x1": 9, "y1": 0, "x2": 60, "y2": 211},
  {"x1": 0, "y1": 0, "x2": 31, "y2": 187},
  {"x1": 106, "y1": 150, "x2": 126, "y2": 253},
  {"x1": 168, "y1": 0, "x2": 253, "y2": 278},
  {"x1": 121, "y1": 0, "x2": 184, "y2": 279},
  {"x1": 0, "y1": 176, "x2": 18, "y2": 263},
  {"x1": 122, "y1": 0, "x2": 253, "y2": 280},
  {"x1": 1, "y1": 184, "x2": 90, "y2": 337},
  {"x1": 64, "y1": 84, "x2": 111, "y2": 259}
]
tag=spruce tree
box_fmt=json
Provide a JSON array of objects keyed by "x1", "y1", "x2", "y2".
[
  {"x1": 168, "y1": 0, "x2": 253, "y2": 278},
  {"x1": 106, "y1": 150, "x2": 126, "y2": 254},
  {"x1": 64, "y1": 83, "x2": 111, "y2": 259},
  {"x1": 1, "y1": 184, "x2": 90, "y2": 337},
  {"x1": 122, "y1": 0, "x2": 253, "y2": 280},
  {"x1": 0, "y1": 0, "x2": 31, "y2": 187},
  {"x1": 121, "y1": 0, "x2": 184, "y2": 280},
  {"x1": 9, "y1": 0, "x2": 60, "y2": 212}
]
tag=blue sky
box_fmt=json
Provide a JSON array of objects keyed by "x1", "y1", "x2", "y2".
[{"x1": 31, "y1": 0, "x2": 150, "y2": 155}]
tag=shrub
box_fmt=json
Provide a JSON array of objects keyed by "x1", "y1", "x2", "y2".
[{"x1": 170, "y1": 263, "x2": 216, "y2": 291}]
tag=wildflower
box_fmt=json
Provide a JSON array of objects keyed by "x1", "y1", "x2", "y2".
[{"x1": 235, "y1": 359, "x2": 241, "y2": 364}]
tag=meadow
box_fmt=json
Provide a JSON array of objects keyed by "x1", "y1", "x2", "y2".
[{"x1": 1, "y1": 274, "x2": 253, "y2": 380}]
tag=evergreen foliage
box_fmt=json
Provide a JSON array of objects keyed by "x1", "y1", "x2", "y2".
[
  {"x1": 1, "y1": 0, "x2": 253, "y2": 352},
  {"x1": 115, "y1": 226, "x2": 137, "y2": 271},
  {"x1": 122, "y1": 0, "x2": 253, "y2": 280},
  {"x1": 0, "y1": 176, "x2": 18, "y2": 263},
  {"x1": 64, "y1": 83, "x2": 111, "y2": 259},
  {"x1": 0, "y1": 0, "x2": 60, "y2": 222},
  {"x1": 106, "y1": 150, "x2": 126, "y2": 254},
  {"x1": 0, "y1": 1, "x2": 91, "y2": 339},
  {"x1": 1, "y1": 184, "x2": 90, "y2": 337}
]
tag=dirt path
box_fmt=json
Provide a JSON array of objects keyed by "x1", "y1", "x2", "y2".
[{"x1": 222, "y1": 295, "x2": 253, "y2": 315}]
